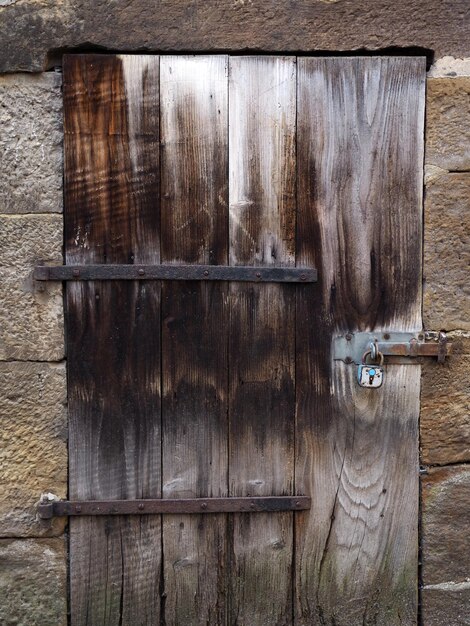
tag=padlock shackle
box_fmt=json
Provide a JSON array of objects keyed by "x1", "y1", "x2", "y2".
[{"x1": 362, "y1": 349, "x2": 384, "y2": 366}]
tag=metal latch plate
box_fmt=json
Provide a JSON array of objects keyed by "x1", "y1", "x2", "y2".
[{"x1": 333, "y1": 331, "x2": 451, "y2": 365}]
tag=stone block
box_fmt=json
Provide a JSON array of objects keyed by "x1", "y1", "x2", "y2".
[
  {"x1": 421, "y1": 465, "x2": 470, "y2": 585},
  {"x1": 428, "y1": 56, "x2": 470, "y2": 79},
  {"x1": 0, "y1": 538, "x2": 67, "y2": 626},
  {"x1": 0, "y1": 214, "x2": 64, "y2": 360},
  {"x1": 425, "y1": 77, "x2": 470, "y2": 171},
  {"x1": 421, "y1": 584, "x2": 470, "y2": 626},
  {"x1": 0, "y1": 362, "x2": 67, "y2": 537},
  {"x1": 423, "y1": 173, "x2": 470, "y2": 330},
  {"x1": 421, "y1": 333, "x2": 470, "y2": 465},
  {"x1": 0, "y1": 1, "x2": 469, "y2": 73},
  {"x1": 0, "y1": 72, "x2": 63, "y2": 214}
]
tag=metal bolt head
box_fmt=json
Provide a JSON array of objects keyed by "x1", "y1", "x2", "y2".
[
  {"x1": 72, "y1": 268, "x2": 80, "y2": 278},
  {"x1": 75, "y1": 505, "x2": 82, "y2": 513},
  {"x1": 200, "y1": 502, "x2": 207, "y2": 509},
  {"x1": 256, "y1": 272, "x2": 261, "y2": 279},
  {"x1": 138, "y1": 268, "x2": 145, "y2": 276},
  {"x1": 203, "y1": 270, "x2": 209, "y2": 277},
  {"x1": 300, "y1": 274, "x2": 306, "y2": 281},
  {"x1": 345, "y1": 333, "x2": 353, "y2": 341},
  {"x1": 138, "y1": 503, "x2": 145, "y2": 510},
  {"x1": 344, "y1": 356, "x2": 353, "y2": 364}
]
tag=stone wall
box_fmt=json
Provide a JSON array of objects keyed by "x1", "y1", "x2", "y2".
[
  {"x1": 0, "y1": 72, "x2": 67, "y2": 625},
  {"x1": 0, "y1": 0, "x2": 468, "y2": 73},
  {"x1": 421, "y1": 63, "x2": 470, "y2": 625},
  {"x1": 0, "y1": 56, "x2": 468, "y2": 625}
]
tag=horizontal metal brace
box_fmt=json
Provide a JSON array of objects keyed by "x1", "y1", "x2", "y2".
[
  {"x1": 333, "y1": 331, "x2": 452, "y2": 365},
  {"x1": 38, "y1": 496, "x2": 311, "y2": 519},
  {"x1": 34, "y1": 264, "x2": 317, "y2": 284}
]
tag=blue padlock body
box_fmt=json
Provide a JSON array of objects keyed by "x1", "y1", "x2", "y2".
[{"x1": 357, "y1": 364, "x2": 383, "y2": 388}]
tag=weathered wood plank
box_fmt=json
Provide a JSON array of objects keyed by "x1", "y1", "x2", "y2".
[
  {"x1": 64, "y1": 54, "x2": 162, "y2": 626},
  {"x1": 160, "y1": 55, "x2": 229, "y2": 625},
  {"x1": 295, "y1": 57, "x2": 425, "y2": 625},
  {"x1": 228, "y1": 56, "x2": 296, "y2": 625}
]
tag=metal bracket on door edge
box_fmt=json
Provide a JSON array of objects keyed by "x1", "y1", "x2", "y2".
[{"x1": 333, "y1": 331, "x2": 452, "y2": 365}]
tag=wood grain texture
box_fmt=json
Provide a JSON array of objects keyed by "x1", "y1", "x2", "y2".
[
  {"x1": 228, "y1": 56, "x2": 296, "y2": 625},
  {"x1": 160, "y1": 56, "x2": 229, "y2": 625},
  {"x1": 64, "y1": 54, "x2": 426, "y2": 625},
  {"x1": 295, "y1": 57, "x2": 425, "y2": 625},
  {"x1": 64, "y1": 54, "x2": 162, "y2": 626}
]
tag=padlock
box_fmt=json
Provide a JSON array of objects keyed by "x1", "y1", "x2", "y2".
[{"x1": 357, "y1": 349, "x2": 384, "y2": 388}]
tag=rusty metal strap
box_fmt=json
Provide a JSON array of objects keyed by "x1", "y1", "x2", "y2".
[
  {"x1": 34, "y1": 264, "x2": 317, "y2": 283},
  {"x1": 38, "y1": 496, "x2": 311, "y2": 519}
]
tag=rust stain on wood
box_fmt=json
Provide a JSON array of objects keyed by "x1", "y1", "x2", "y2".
[{"x1": 64, "y1": 54, "x2": 162, "y2": 625}]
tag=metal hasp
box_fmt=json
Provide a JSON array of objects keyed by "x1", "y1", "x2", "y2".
[
  {"x1": 37, "y1": 496, "x2": 311, "y2": 519},
  {"x1": 34, "y1": 264, "x2": 317, "y2": 283},
  {"x1": 334, "y1": 331, "x2": 452, "y2": 365}
]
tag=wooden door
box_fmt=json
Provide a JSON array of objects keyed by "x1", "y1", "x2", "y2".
[{"x1": 63, "y1": 54, "x2": 425, "y2": 625}]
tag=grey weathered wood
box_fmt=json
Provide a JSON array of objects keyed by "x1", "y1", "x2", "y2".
[
  {"x1": 160, "y1": 55, "x2": 229, "y2": 625},
  {"x1": 64, "y1": 54, "x2": 162, "y2": 625},
  {"x1": 295, "y1": 57, "x2": 425, "y2": 625},
  {"x1": 228, "y1": 56, "x2": 297, "y2": 625}
]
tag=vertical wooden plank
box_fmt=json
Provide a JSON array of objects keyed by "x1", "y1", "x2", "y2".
[
  {"x1": 295, "y1": 57, "x2": 425, "y2": 625},
  {"x1": 228, "y1": 56, "x2": 296, "y2": 625},
  {"x1": 160, "y1": 55, "x2": 229, "y2": 625},
  {"x1": 64, "y1": 54, "x2": 162, "y2": 626}
]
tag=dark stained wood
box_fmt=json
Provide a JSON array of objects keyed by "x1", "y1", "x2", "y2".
[
  {"x1": 159, "y1": 55, "x2": 229, "y2": 625},
  {"x1": 228, "y1": 56, "x2": 297, "y2": 625},
  {"x1": 64, "y1": 54, "x2": 162, "y2": 626},
  {"x1": 295, "y1": 57, "x2": 425, "y2": 625}
]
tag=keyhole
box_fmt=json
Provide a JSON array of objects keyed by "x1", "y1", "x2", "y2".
[{"x1": 368, "y1": 368, "x2": 376, "y2": 385}]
